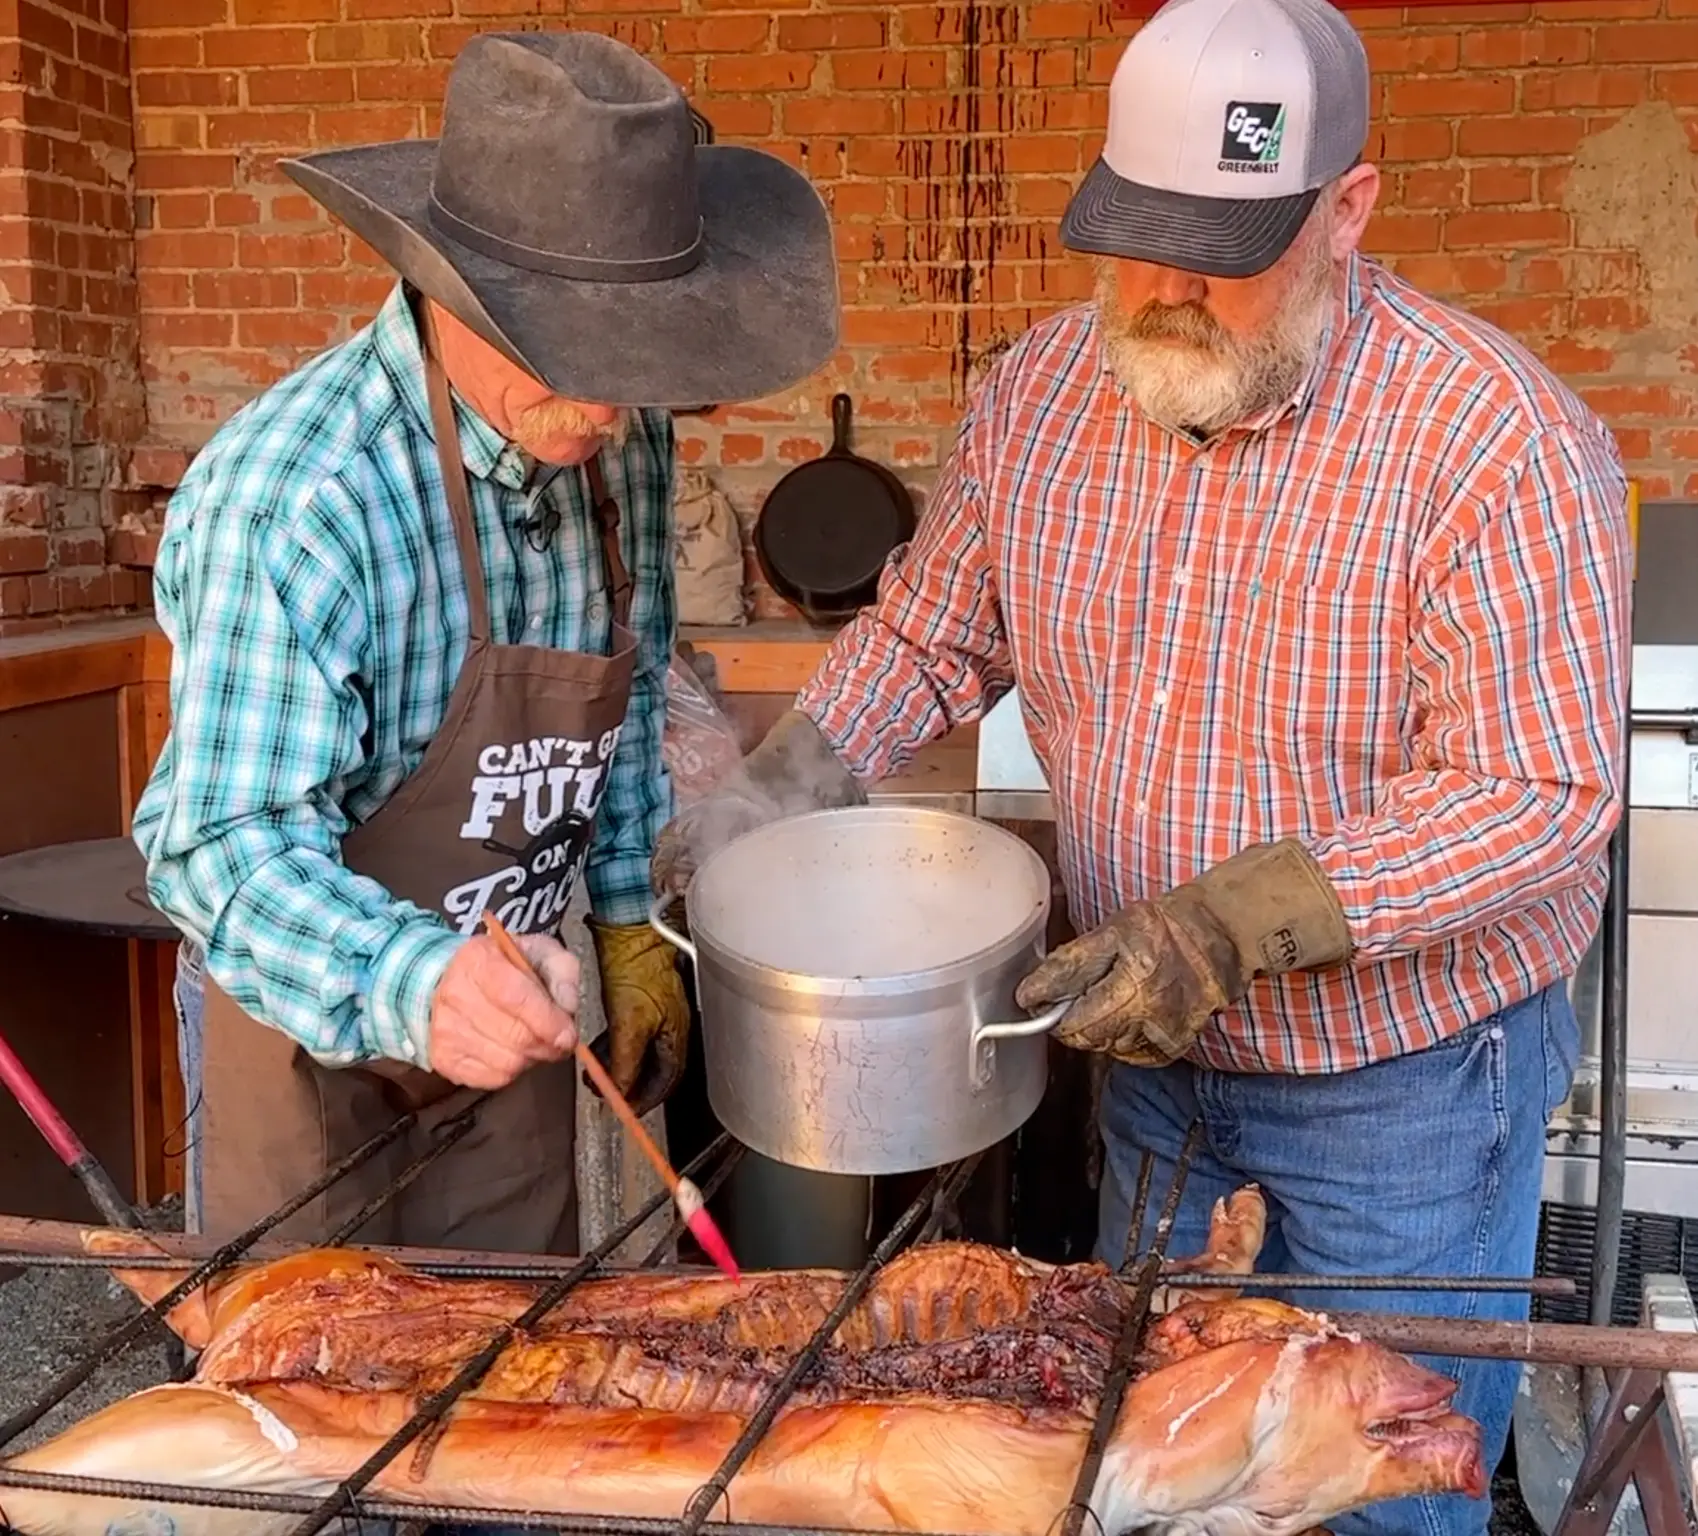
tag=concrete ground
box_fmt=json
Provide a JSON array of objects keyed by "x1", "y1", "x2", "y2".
[{"x1": 0, "y1": 1196, "x2": 1547, "y2": 1530}]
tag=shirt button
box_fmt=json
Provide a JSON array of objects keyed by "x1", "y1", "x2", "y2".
[
  {"x1": 528, "y1": 615, "x2": 542, "y2": 632},
  {"x1": 1152, "y1": 688, "x2": 1169, "y2": 708},
  {"x1": 1173, "y1": 570, "x2": 1190, "y2": 587},
  {"x1": 1136, "y1": 799, "x2": 1150, "y2": 816},
  {"x1": 587, "y1": 596, "x2": 606, "y2": 621}
]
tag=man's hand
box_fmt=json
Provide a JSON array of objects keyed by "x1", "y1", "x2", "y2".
[
  {"x1": 1015, "y1": 840, "x2": 1353, "y2": 1066},
  {"x1": 650, "y1": 709, "x2": 865, "y2": 900},
  {"x1": 428, "y1": 930, "x2": 581, "y2": 1089},
  {"x1": 587, "y1": 919, "x2": 692, "y2": 1118}
]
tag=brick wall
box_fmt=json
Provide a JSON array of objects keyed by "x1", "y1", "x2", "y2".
[
  {"x1": 0, "y1": 0, "x2": 148, "y2": 634},
  {"x1": 108, "y1": 1, "x2": 1698, "y2": 620}
]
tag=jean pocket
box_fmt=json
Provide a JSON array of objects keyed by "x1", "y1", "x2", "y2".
[{"x1": 1541, "y1": 984, "x2": 1583, "y2": 1121}]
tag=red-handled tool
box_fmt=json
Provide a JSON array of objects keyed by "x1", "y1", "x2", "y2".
[
  {"x1": 0, "y1": 1027, "x2": 139, "y2": 1230},
  {"x1": 480, "y1": 913, "x2": 741, "y2": 1281}
]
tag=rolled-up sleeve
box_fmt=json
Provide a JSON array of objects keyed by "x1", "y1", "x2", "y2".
[
  {"x1": 136, "y1": 504, "x2": 460, "y2": 1066},
  {"x1": 796, "y1": 387, "x2": 1015, "y2": 781},
  {"x1": 1305, "y1": 421, "x2": 1632, "y2": 956}
]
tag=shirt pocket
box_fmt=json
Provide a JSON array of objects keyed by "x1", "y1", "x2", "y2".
[{"x1": 1228, "y1": 574, "x2": 1408, "y2": 828}]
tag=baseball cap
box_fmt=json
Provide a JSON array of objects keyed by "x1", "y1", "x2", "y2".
[{"x1": 1060, "y1": 0, "x2": 1369, "y2": 278}]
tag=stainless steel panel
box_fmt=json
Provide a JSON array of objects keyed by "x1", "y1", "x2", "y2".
[{"x1": 1628, "y1": 809, "x2": 1698, "y2": 912}]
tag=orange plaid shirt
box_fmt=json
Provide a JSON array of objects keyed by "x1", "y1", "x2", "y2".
[{"x1": 796, "y1": 254, "x2": 1633, "y2": 1074}]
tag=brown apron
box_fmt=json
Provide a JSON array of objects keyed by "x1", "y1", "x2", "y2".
[{"x1": 198, "y1": 299, "x2": 639, "y2": 1254}]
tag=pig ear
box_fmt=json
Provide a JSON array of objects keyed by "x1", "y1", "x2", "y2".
[
  {"x1": 1151, "y1": 1183, "x2": 1268, "y2": 1312},
  {"x1": 81, "y1": 1228, "x2": 215, "y2": 1348}
]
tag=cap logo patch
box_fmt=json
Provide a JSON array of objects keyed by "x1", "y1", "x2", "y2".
[{"x1": 1219, "y1": 102, "x2": 1286, "y2": 174}]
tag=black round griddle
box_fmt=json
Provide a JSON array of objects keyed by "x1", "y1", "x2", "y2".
[
  {"x1": 753, "y1": 393, "x2": 916, "y2": 624},
  {"x1": 0, "y1": 837, "x2": 179, "y2": 941}
]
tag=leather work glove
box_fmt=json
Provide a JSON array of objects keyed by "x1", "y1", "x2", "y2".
[
  {"x1": 1015, "y1": 840, "x2": 1353, "y2": 1067},
  {"x1": 650, "y1": 708, "x2": 865, "y2": 900},
  {"x1": 586, "y1": 917, "x2": 692, "y2": 1118}
]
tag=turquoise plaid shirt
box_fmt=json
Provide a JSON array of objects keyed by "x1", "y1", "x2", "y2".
[{"x1": 132, "y1": 284, "x2": 678, "y2": 1067}]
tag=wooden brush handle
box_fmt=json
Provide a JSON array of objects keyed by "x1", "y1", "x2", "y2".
[{"x1": 479, "y1": 913, "x2": 679, "y2": 1196}]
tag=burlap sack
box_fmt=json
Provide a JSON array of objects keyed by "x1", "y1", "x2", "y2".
[{"x1": 673, "y1": 468, "x2": 747, "y2": 626}]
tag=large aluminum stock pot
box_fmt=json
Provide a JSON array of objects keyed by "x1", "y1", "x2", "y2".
[{"x1": 648, "y1": 804, "x2": 1066, "y2": 1175}]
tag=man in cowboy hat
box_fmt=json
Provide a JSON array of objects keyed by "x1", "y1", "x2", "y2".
[
  {"x1": 653, "y1": 0, "x2": 1629, "y2": 1530},
  {"x1": 132, "y1": 30, "x2": 838, "y2": 1253}
]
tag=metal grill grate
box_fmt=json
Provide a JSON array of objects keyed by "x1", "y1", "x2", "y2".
[{"x1": 1534, "y1": 1200, "x2": 1697, "y2": 1327}]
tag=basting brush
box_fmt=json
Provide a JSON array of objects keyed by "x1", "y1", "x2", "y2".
[{"x1": 480, "y1": 912, "x2": 741, "y2": 1281}]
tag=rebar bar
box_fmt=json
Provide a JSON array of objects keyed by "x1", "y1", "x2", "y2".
[
  {"x1": 0, "y1": 1093, "x2": 489, "y2": 1452},
  {"x1": 0, "y1": 1463, "x2": 1003, "y2": 1536},
  {"x1": 1165, "y1": 1273, "x2": 1577, "y2": 1296},
  {"x1": 282, "y1": 1132, "x2": 736, "y2": 1536},
  {"x1": 1062, "y1": 1118, "x2": 1205, "y2": 1536},
  {"x1": 638, "y1": 1140, "x2": 746, "y2": 1269},
  {"x1": 673, "y1": 1153, "x2": 986, "y2": 1536}
]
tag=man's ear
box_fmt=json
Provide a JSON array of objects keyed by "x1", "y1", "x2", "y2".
[{"x1": 1328, "y1": 163, "x2": 1381, "y2": 261}]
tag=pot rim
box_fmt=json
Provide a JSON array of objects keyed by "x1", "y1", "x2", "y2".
[{"x1": 683, "y1": 804, "x2": 1055, "y2": 995}]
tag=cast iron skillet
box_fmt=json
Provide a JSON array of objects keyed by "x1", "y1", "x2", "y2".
[{"x1": 753, "y1": 393, "x2": 916, "y2": 624}]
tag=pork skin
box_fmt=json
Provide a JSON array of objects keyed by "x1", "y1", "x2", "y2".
[{"x1": 0, "y1": 1187, "x2": 1485, "y2": 1536}]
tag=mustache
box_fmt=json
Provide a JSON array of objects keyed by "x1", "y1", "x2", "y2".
[
  {"x1": 515, "y1": 399, "x2": 631, "y2": 447},
  {"x1": 1117, "y1": 300, "x2": 1228, "y2": 349}
]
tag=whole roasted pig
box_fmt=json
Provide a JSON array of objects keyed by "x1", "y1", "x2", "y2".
[{"x1": 0, "y1": 1187, "x2": 1484, "y2": 1536}]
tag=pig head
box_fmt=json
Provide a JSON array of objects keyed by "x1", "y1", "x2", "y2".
[{"x1": 1089, "y1": 1325, "x2": 1485, "y2": 1536}]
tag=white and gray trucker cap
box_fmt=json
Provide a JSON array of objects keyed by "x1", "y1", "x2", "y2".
[{"x1": 1060, "y1": 0, "x2": 1369, "y2": 278}]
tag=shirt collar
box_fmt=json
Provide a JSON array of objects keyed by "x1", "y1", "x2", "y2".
[{"x1": 372, "y1": 282, "x2": 535, "y2": 493}]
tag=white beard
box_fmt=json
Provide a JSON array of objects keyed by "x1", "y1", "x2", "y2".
[{"x1": 1091, "y1": 231, "x2": 1336, "y2": 435}]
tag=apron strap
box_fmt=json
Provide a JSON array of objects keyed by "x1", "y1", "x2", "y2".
[
  {"x1": 417, "y1": 299, "x2": 493, "y2": 645},
  {"x1": 583, "y1": 455, "x2": 635, "y2": 631}
]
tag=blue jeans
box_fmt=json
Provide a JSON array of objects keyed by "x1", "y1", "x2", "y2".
[{"x1": 1098, "y1": 981, "x2": 1580, "y2": 1536}]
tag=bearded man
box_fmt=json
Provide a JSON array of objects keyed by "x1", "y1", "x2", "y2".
[
  {"x1": 133, "y1": 31, "x2": 837, "y2": 1254},
  {"x1": 651, "y1": 0, "x2": 1631, "y2": 1530}
]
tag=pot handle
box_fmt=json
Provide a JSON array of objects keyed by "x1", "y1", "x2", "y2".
[
  {"x1": 969, "y1": 1001, "x2": 1069, "y2": 1090},
  {"x1": 648, "y1": 895, "x2": 697, "y2": 964}
]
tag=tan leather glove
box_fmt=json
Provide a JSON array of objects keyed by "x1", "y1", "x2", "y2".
[
  {"x1": 1014, "y1": 840, "x2": 1352, "y2": 1067},
  {"x1": 587, "y1": 918, "x2": 692, "y2": 1118},
  {"x1": 650, "y1": 709, "x2": 865, "y2": 900}
]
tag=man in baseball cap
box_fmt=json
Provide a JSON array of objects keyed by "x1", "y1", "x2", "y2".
[{"x1": 655, "y1": 3, "x2": 1632, "y2": 1533}]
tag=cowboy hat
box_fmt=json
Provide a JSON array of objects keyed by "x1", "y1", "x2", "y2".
[{"x1": 278, "y1": 31, "x2": 840, "y2": 409}]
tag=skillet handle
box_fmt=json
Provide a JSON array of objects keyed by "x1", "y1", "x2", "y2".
[{"x1": 830, "y1": 393, "x2": 853, "y2": 455}]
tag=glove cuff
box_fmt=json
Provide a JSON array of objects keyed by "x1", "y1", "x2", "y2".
[
  {"x1": 1189, "y1": 839, "x2": 1353, "y2": 979},
  {"x1": 588, "y1": 917, "x2": 675, "y2": 972},
  {"x1": 745, "y1": 709, "x2": 866, "y2": 814}
]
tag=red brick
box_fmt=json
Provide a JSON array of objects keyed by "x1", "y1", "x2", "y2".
[
  {"x1": 1384, "y1": 74, "x2": 1516, "y2": 117},
  {"x1": 0, "y1": 530, "x2": 50, "y2": 575},
  {"x1": 312, "y1": 105, "x2": 423, "y2": 142},
  {"x1": 781, "y1": 96, "x2": 894, "y2": 135},
  {"x1": 193, "y1": 271, "x2": 299, "y2": 308},
  {"x1": 1460, "y1": 25, "x2": 1590, "y2": 65},
  {"x1": 662, "y1": 15, "x2": 770, "y2": 51},
  {"x1": 1520, "y1": 66, "x2": 1645, "y2": 109},
  {"x1": 313, "y1": 22, "x2": 421, "y2": 60},
  {"x1": 705, "y1": 54, "x2": 817, "y2": 92},
  {"x1": 777, "y1": 14, "x2": 884, "y2": 47},
  {"x1": 238, "y1": 230, "x2": 345, "y2": 266},
  {"x1": 234, "y1": 0, "x2": 338, "y2": 21},
  {"x1": 237, "y1": 311, "x2": 341, "y2": 348},
  {"x1": 135, "y1": 153, "x2": 237, "y2": 189},
  {"x1": 1469, "y1": 164, "x2": 1536, "y2": 205},
  {"x1": 353, "y1": 61, "x2": 450, "y2": 98},
  {"x1": 248, "y1": 66, "x2": 355, "y2": 103},
  {"x1": 1595, "y1": 21, "x2": 1698, "y2": 60},
  {"x1": 1458, "y1": 113, "x2": 1590, "y2": 156},
  {"x1": 204, "y1": 28, "x2": 311, "y2": 66},
  {"x1": 205, "y1": 110, "x2": 313, "y2": 147},
  {"x1": 1445, "y1": 209, "x2": 1572, "y2": 247},
  {"x1": 134, "y1": 70, "x2": 239, "y2": 107},
  {"x1": 719, "y1": 433, "x2": 766, "y2": 465}
]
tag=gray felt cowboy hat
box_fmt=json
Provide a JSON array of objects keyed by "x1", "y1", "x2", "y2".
[{"x1": 278, "y1": 31, "x2": 840, "y2": 408}]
